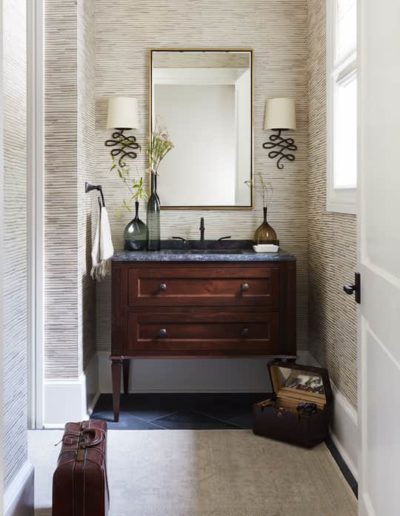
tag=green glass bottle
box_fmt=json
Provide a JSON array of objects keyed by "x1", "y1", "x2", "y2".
[
  {"x1": 146, "y1": 174, "x2": 161, "y2": 251},
  {"x1": 124, "y1": 201, "x2": 148, "y2": 251}
]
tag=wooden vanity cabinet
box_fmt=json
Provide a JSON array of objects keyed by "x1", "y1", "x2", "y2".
[{"x1": 111, "y1": 260, "x2": 296, "y2": 421}]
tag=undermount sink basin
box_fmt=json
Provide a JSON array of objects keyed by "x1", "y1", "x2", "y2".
[{"x1": 161, "y1": 248, "x2": 244, "y2": 255}]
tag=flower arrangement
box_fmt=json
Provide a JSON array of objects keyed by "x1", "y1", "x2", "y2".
[
  {"x1": 147, "y1": 125, "x2": 174, "y2": 176},
  {"x1": 258, "y1": 172, "x2": 273, "y2": 208},
  {"x1": 110, "y1": 124, "x2": 173, "y2": 213},
  {"x1": 110, "y1": 157, "x2": 148, "y2": 214}
]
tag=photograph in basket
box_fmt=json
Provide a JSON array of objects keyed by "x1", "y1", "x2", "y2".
[{"x1": 281, "y1": 368, "x2": 325, "y2": 395}]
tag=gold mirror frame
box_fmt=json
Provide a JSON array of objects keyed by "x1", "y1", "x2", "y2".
[{"x1": 149, "y1": 48, "x2": 254, "y2": 210}]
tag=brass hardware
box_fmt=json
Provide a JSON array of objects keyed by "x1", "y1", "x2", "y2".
[
  {"x1": 240, "y1": 327, "x2": 249, "y2": 337},
  {"x1": 159, "y1": 328, "x2": 168, "y2": 338},
  {"x1": 241, "y1": 283, "x2": 250, "y2": 292},
  {"x1": 159, "y1": 283, "x2": 167, "y2": 291}
]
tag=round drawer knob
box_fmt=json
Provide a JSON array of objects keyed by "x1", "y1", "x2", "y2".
[
  {"x1": 159, "y1": 328, "x2": 168, "y2": 338},
  {"x1": 241, "y1": 283, "x2": 250, "y2": 292},
  {"x1": 240, "y1": 327, "x2": 249, "y2": 337},
  {"x1": 159, "y1": 283, "x2": 167, "y2": 291}
]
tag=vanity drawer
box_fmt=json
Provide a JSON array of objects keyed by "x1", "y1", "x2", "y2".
[
  {"x1": 127, "y1": 265, "x2": 280, "y2": 307},
  {"x1": 126, "y1": 309, "x2": 280, "y2": 356}
]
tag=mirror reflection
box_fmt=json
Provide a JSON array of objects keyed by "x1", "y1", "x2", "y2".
[{"x1": 151, "y1": 50, "x2": 253, "y2": 208}]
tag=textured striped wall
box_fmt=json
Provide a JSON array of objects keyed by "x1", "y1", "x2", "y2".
[
  {"x1": 45, "y1": 0, "x2": 80, "y2": 378},
  {"x1": 41, "y1": 1, "x2": 357, "y2": 404},
  {"x1": 78, "y1": 0, "x2": 97, "y2": 370},
  {"x1": 307, "y1": 0, "x2": 358, "y2": 407},
  {"x1": 95, "y1": 0, "x2": 310, "y2": 352},
  {"x1": 45, "y1": 0, "x2": 97, "y2": 378},
  {"x1": 2, "y1": 0, "x2": 28, "y2": 487}
]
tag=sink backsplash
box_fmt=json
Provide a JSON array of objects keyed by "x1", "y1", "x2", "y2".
[{"x1": 159, "y1": 239, "x2": 255, "y2": 250}]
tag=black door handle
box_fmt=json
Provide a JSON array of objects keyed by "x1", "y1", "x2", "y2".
[{"x1": 343, "y1": 272, "x2": 361, "y2": 304}]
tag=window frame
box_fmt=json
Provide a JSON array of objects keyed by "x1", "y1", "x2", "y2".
[{"x1": 326, "y1": 0, "x2": 357, "y2": 214}]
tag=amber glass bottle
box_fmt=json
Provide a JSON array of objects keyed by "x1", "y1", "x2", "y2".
[{"x1": 254, "y1": 207, "x2": 279, "y2": 245}]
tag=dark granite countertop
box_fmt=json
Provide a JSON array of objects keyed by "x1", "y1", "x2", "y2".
[{"x1": 112, "y1": 240, "x2": 295, "y2": 262}]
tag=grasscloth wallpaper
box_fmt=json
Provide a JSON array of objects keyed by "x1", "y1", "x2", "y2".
[
  {"x1": 45, "y1": 0, "x2": 97, "y2": 379},
  {"x1": 95, "y1": 0, "x2": 310, "y2": 354},
  {"x1": 40, "y1": 0, "x2": 358, "y2": 406},
  {"x1": 307, "y1": 0, "x2": 357, "y2": 407},
  {"x1": 45, "y1": 0, "x2": 80, "y2": 378},
  {"x1": 2, "y1": 0, "x2": 28, "y2": 487},
  {"x1": 78, "y1": 0, "x2": 97, "y2": 370}
]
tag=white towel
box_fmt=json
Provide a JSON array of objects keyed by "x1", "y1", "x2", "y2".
[{"x1": 91, "y1": 206, "x2": 114, "y2": 281}]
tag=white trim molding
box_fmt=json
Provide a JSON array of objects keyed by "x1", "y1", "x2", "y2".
[
  {"x1": 27, "y1": 0, "x2": 45, "y2": 430},
  {"x1": 98, "y1": 351, "x2": 275, "y2": 394},
  {"x1": 43, "y1": 353, "x2": 99, "y2": 428},
  {"x1": 4, "y1": 461, "x2": 34, "y2": 516},
  {"x1": 326, "y1": 0, "x2": 358, "y2": 215},
  {"x1": 298, "y1": 350, "x2": 358, "y2": 479},
  {"x1": 330, "y1": 383, "x2": 358, "y2": 479}
]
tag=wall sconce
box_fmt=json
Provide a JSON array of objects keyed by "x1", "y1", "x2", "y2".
[
  {"x1": 105, "y1": 96, "x2": 140, "y2": 167},
  {"x1": 263, "y1": 97, "x2": 297, "y2": 170}
]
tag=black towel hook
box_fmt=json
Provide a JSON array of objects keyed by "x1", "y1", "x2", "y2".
[{"x1": 85, "y1": 182, "x2": 105, "y2": 207}]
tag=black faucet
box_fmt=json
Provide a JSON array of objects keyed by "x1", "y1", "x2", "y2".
[
  {"x1": 171, "y1": 236, "x2": 187, "y2": 244},
  {"x1": 200, "y1": 217, "x2": 205, "y2": 241}
]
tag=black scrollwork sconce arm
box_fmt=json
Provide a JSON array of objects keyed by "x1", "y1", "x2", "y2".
[
  {"x1": 105, "y1": 128, "x2": 140, "y2": 168},
  {"x1": 263, "y1": 129, "x2": 297, "y2": 170}
]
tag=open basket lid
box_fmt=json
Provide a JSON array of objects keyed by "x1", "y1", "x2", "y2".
[{"x1": 267, "y1": 360, "x2": 333, "y2": 409}]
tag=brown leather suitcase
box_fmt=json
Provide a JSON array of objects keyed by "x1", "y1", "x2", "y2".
[
  {"x1": 253, "y1": 360, "x2": 333, "y2": 448},
  {"x1": 53, "y1": 420, "x2": 109, "y2": 516}
]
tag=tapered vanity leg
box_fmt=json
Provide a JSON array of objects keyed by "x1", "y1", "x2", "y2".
[
  {"x1": 123, "y1": 359, "x2": 130, "y2": 394},
  {"x1": 111, "y1": 359, "x2": 122, "y2": 422}
]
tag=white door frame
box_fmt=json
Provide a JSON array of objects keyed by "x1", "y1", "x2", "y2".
[{"x1": 27, "y1": 0, "x2": 44, "y2": 429}]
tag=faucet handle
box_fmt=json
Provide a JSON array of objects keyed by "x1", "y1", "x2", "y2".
[
  {"x1": 217, "y1": 236, "x2": 231, "y2": 242},
  {"x1": 171, "y1": 236, "x2": 187, "y2": 243}
]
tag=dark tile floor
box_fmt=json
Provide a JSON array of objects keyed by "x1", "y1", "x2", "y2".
[{"x1": 91, "y1": 393, "x2": 267, "y2": 430}]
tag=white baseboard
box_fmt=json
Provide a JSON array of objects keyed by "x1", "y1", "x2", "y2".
[
  {"x1": 330, "y1": 384, "x2": 358, "y2": 480},
  {"x1": 4, "y1": 461, "x2": 34, "y2": 516},
  {"x1": 43, "y1": 353, "x2": 100, "y2": 428},
  {"x1": 85, "y1": 352, "x2": 99, "y2": 413},
  {"x1": 98, "y1": 351, "x2": 275, "y2": 393},
  {"x1": 297, "y1": 350, "x2": 358, "y2": 480},
  {"x1": 88, "y1": 391, "x2": 100, "y2": 416}
]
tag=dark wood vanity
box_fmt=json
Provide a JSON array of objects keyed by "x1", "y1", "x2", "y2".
[{"x1": 110, "y1": 250, "x2": 296, "y2": 421}]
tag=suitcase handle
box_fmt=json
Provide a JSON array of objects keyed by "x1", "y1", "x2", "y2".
[{"x1": 80, "y1": 428, "x2": 105, "y2": 448}]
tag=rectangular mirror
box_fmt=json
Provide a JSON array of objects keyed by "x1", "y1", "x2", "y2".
[{"x1": 150, "y1": 49, "x2": 253, "y2": 209}]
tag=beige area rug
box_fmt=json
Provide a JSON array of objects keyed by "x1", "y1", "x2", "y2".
[{"x1": 29, "y1": 429, "x2": 357, "y2": 516}]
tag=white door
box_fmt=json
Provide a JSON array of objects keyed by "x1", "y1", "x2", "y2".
[{"x1": 358, "y1": 1, "x2": 400, "y2": 515}]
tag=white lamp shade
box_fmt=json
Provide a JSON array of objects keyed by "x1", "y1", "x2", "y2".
[
  {"x1": 106, "y1": 97, "x2": 139, "y2": 129},
  {"x1": 264, "y1": 97, "x2": 296, "y2": 130}
]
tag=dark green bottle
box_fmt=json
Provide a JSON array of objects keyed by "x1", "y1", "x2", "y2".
[
  {"x1": 147, "y1": 174, "x2": 161, "y2": 251},
  {"x1": 124, "y1": 201, "x2": 148, "y2": 251}
]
